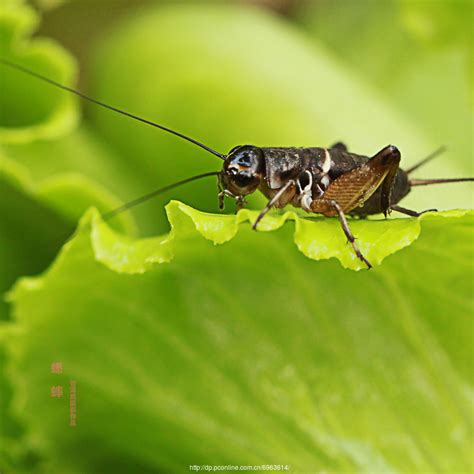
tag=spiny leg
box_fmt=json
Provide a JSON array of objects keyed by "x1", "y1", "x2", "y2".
[
  {"x1": 253, "y1": 179, "x2": 295, "y2": 230},
  {"x1": 392, "y1": 205, "x2": 437, "y2": 217},
  {"x1": 330, "y1": 200, "x2": 372, "y2": 269}
]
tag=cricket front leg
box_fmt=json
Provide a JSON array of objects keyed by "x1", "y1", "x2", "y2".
[
  {"x1": 235, "y1": 195, "x2": 247, "y2": 213},
  {"x1": 253, "y1": 180, "x2": 295, "y2": 230}
]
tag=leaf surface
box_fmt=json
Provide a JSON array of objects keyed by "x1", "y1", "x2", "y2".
[{"x1": 4, "y1": 204, "x2": 473, "y2": 473}]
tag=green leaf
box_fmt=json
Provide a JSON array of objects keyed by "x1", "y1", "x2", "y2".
[
  {"x1": 0, "y1": 2, "x2": 140, "y2": 308},
  {"x1": 396, "y1": 0, "x2": 473, "y2": 104},
  {"x1": 1, "y1": 4, "x2": 472, "y2": 473},
  {"x1": 398, "y1": 0, "x2": 472, "y2": 47},
  {"x1": 0, "y1": 1, "x2": 78, "y2": 143},
  {"x1": 0, "y1": 152, "x2": 134, "y2": 317},
  {"x1": 3, "y1": 124, "x2": 155, "y2": 229},
  {"x1": 0, "y1": 154, "x2": 72, "y2": 320},
  {"x1": 0, "y1": 153, "x2": 135, "y2": 472},
  {"x1": 89, "y1": 201, "x2": 471, "y2": 273},
  {"x1": 3, "y1": 204, "x2": 473, "y2": 473},
  {"x1": 297, "y1": 1, "x2": 473, "y2": 173}
]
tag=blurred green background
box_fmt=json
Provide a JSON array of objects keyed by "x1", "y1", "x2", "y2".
[{"x1": 0, "y1": 1, "x2": 473, "y2": 473}]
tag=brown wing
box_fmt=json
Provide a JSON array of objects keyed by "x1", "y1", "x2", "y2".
[
  {"x1": 311, "y1": 145, "x2": 401, "y2": 216},
  {"x1": 323, "y1": 164, "x2": 388, "y2": 211}
]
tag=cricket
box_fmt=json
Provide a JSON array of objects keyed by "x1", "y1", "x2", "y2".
[{"x1": 2, "y1": 58, "x2": 472, "y2": 269}]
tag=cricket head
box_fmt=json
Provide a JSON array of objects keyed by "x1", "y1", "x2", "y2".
[{"x1": 219, "y1": 145, "x2": 265, "y2": 203}]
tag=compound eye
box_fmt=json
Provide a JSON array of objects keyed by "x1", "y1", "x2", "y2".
[{"x1": 234, "y1": 172, "x2": 253, "y2": 188}]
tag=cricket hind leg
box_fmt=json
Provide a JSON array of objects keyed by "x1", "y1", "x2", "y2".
[
  {"x1": 392, "y1": 205, "x2": 437, "y2": 217},
  {"x1": 330, "y1": 200, "x2": 372, "y2": 269}
]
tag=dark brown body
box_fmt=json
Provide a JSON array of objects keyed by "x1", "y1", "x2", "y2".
[
  {"x1": 220, "y1": 142, "x2": 418, "y2": 268},
  {"x1": 258, "y1": 145, "x2": 410, "y2": 217}
]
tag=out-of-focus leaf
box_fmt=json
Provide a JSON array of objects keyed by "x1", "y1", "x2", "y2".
[
  {"x1": 297, "y1": 1, "x2": 473, "y2": 175},
  {"x1": 398, "y1": 0, "x2": 471, "y2": 47},
  {"x1": 4, "y1": 203, "x2": 473, "y2": 473},
  {"x1": 0, "y1": 153, "x2": 134, "y2": 472},
  {"x1": 0, "y1": 153, "x2": 133, "y2": 319},
  {"x1": 0, "y1": 154, "x2": 73, "y2": 320},
  {"x1": 398, "y1": 0, "x2": 474, "y2": 103},
  {"x1": 34, "y1": 0, "x2": 69, "y2": 12},
  {"x1": 0, "y1": 2, "x2": 158, "y2": 207},
  {"x1": 3, "y1": 124, "x2": 149, "y2": 220},
  {"x1": 0, "y1": 1, "x2": 78, "y2": 143},
  {"x1": 0, "y1": 6, "x2": 135, "y2": 471}
]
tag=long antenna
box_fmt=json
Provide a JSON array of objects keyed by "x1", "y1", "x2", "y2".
[
  {"x1": 410, "y1": 178, "x2": 474, "y2": 187},
  {"x1": 0, "y1": 58, "x2": 225, "y2": 160},
  {"x1": 406, "y1": 146, "x2": 446, "y2": 174},
  {"x1": 102, "y1": 171, "x2": 220, "y2": 221}
]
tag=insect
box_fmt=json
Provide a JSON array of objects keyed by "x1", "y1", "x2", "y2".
[{"x1": 1, "y1": 59, "x2": 472, "y2": 268}]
